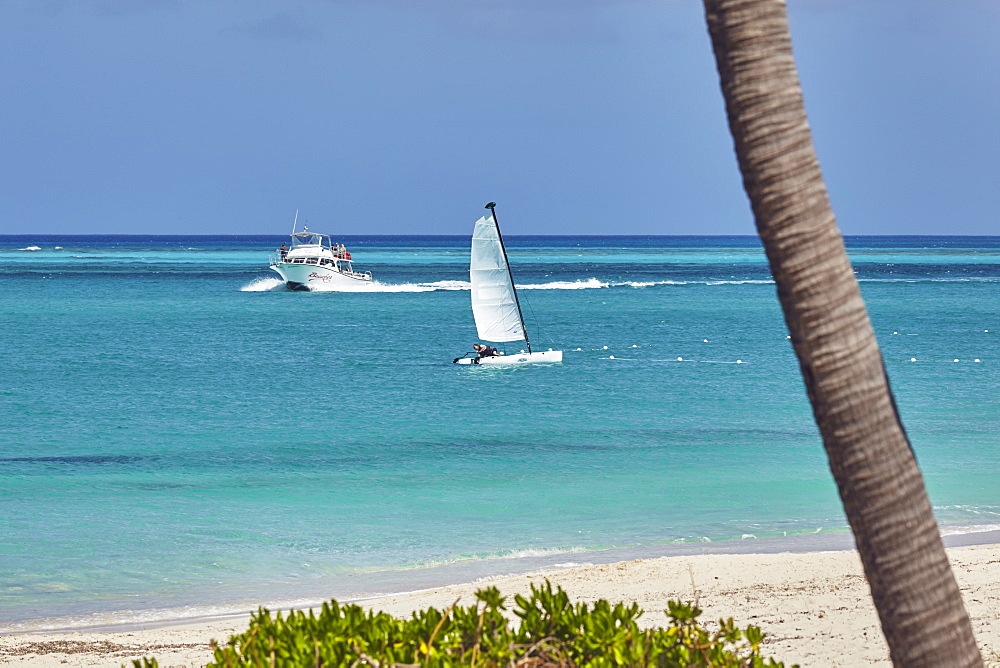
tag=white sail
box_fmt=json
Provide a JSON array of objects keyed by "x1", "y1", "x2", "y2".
[{"x1": 470, "y1": 214, "x2": 524, "y2": 343}]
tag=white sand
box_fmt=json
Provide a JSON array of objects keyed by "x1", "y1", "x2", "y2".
[{"x1": 1, "y1": 544, "x2": 997, "y2": 667}]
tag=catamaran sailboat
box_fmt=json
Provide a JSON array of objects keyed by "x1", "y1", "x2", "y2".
[
  {"x1": 453, "y1": 203, "x2": 562, "y2": 365},
  {"x1": 269, "y1": 214, "x2": 372, "y2": 291}
]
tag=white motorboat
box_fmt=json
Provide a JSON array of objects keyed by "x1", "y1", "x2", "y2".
[
  {"x1": 269, "y1": 217, "x2": 372, "y2": 291},
  {"x1": 453, "y1": 203, "x2": 562, "y2": 365}
]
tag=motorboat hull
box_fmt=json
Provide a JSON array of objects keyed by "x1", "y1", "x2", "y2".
[
  {"x1": 270, "y1": 263, "x2": 372, "y2": 291},
  {"x1": 455, "y1": 350, "x2": 563, "y2": 365}
]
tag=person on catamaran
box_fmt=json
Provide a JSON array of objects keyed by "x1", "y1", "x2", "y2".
[
  {"x1": 279, "y1": 243, "x2": 287, "y2": 259},
  {"x1": 473, "y1": 343, "x2": 499, "y2": 358}
]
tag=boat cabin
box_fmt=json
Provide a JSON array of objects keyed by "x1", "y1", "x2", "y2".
[{"x1": 270, "y1": 230, "x2": 369, "y2": 281}]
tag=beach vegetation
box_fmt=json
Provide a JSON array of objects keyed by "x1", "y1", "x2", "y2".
[{"x1": 132, "y1": 581, "x2": 791, "y2": 666}]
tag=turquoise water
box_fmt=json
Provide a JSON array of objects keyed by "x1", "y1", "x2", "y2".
[{"x1": 1, "y1": 235, "x2": 997, "y2": 630}]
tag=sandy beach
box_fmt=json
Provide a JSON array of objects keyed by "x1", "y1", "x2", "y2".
[{"x1": 2, "y1": 541, "x2": 997, "y2": 667}]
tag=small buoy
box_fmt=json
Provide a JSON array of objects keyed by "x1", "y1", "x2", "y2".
[
  {"x1": 736, "y1": 359, "x2": 743, "y2": 364},
  {"x1": 954, "y1": 359, "x2": 959, "y2": 362},
  {"x1": 975, "y1": 359, "x2": 981, "y2": 362},
  {"x1": 631, "y1": 344, "x2": 638, "y2": 348},
  {"x1": 910, "y1": 358, "x2": 917, "y2": 362},
  {"x1": 893, "y1": 331, "x2": 899, "y2": 335},
  {"x1": 677, "y1": 357, "x2": 683, "y2": 361},
  {"x1": 575, "y1": 348, "x2": 582, "y2": 351},
  {"x1": 985, "y1": 330, "x2": 990, "y2": 333},
  {"x1": 602, "y1": 345, "x2": 608, "y2": 350},
  {"x1": 609, "y1": 355, "x2": 615, "y2": 359},
  {"x1": 703, "y1": 339, "x2": 709, "y2": 343},
  {"x1": 786, "y1": 335, "x2": 791, "y2": 339}
]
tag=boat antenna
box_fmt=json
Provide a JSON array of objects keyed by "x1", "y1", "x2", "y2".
[
  {"x1": 291, "y1": 209, "x2": 299, "y2": 235},
  {"x1": 486, "y1": 201, "x2": 531, "y2": 354}
]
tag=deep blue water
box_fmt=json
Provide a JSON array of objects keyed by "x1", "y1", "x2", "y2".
[{"x1": 1, "y1": 234, "x2": 997, "y2": 631}]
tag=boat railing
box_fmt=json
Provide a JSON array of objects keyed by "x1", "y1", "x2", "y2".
[{"x1": 270, "y1": 255, "x2": 324, "y2": 266}]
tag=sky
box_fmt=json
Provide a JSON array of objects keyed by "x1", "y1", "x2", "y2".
[{"x1": 2, "y1": 0, "x2": 998, "y2": 236}]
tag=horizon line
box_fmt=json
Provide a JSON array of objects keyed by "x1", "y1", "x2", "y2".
[{"x1": 3, "y1": 233, "x2": 998, "y2": 239}]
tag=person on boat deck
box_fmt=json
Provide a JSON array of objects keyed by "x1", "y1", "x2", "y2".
[
  {"x1": 473, "y1": 343, "x2": 499, "y2": 358},
  {"x1": 279, "y1": 243, "x2": 287, "y2": 258}
]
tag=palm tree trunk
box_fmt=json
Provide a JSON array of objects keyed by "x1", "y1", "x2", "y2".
[{"x1": 700, "y1": 0, "x2": 981, "y2": 664}]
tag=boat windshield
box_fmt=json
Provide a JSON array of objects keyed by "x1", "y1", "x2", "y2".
[{"x1": 291, "y1": 232, "x2": 330, "y2": 248}]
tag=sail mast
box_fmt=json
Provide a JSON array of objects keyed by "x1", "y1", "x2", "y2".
[{"x1": 485, "y1": 202, "x2": 531, "y2": 354}]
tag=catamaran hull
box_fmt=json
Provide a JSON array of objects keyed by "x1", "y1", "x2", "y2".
[
  {"x1": 270, "y1": 263, "x2": 372, "y2": 291},
  {"x1": 455, "y1": 350, "x2": 563, "y2": 365}
]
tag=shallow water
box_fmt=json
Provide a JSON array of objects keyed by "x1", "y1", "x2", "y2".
[{"x1": 1, "y1": 234, "x2": 997, "y2": 630}]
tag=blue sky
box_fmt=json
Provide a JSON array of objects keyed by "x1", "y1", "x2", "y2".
[{"x1": 2, "y1": 0, "x2": 998, "y2": 235}]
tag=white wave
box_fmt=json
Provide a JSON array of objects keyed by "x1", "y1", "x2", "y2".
[
  {"x1": 517, "y1": 278, "x2": 608, "y2": 290},
  {"x1": 938, "y1": 523, "x2": 1000, "y2": 536},
  {"x1": 371, "y1": 280, "x2": 469, "y2": 292},
  {"x1": 601, "y1": 279, "x2": 776, "y2": 288},
  {"x1": 859, "y1": 277, "x2": 998, "y2": 283},
  {"x1": 307, "y1": 281, "x2": 381, "y2": 293},
  {"x1": 17, "y1": 246, "x2": 42, "y2": 251},
  {"x1": 263, "y1": 279, "x2": 615, "y2": 293},
  {"x1": 417, "y1": 280, "x2": 470, "y2": 291},
  {"x1": 311, "y1": 280, "x2": 469, "y2": 293},
  {"x1": 400, "y1": 546, "x2": 590, "y2": 571},
  {"x1": 494, "y1": 547, "x2": 589, "y2": 560},
  {"x1": 315, "y1": 277, "x2": 795, "y2": 293},
  {"x1": 614, "y1": 279, "x2": 773, "y2": 287},
  {"x1": 243, "y1": 276, "x2": 812, "y2": 293},
  {"x1": 614, "y1": 280, "x2": 693, "y2": 287},
  {"x1": 240, "y1": 277, "x2": 286, "y2": 292},
  {"x1": 0, "y1": 598, "x2": 329, "y2": 634},
  {"x1": 246, "y1": 279, "x2": 471, "y2": 293}
]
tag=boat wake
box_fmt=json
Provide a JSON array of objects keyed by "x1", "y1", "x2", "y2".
[
  {"x1": 240, "y1": 277, "x2": 790, "y2": 292},
  {"x1": 310, "y1": 280, "x2": 467, "y2": 292},
  {"x1": 518, "y1": 278, "x2": 776, "y2": 289},
  {"x1": 518, "y1": 278, "x2": 608, "y2": 290},
  {"x1": 239, "y1": 278, "x2": 470, "y2": 293},
  {"x1": 240, "y1": 277, "x2": 286, "y2": 292}
]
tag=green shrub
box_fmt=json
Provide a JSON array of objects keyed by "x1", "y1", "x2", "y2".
[{"x1": 133, "y1": 581, "x2": 793, "y2": 667}]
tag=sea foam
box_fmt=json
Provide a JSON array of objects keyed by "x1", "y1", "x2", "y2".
[{"x1": 240, "y1": 277, "x2": 285, "y2": 292}]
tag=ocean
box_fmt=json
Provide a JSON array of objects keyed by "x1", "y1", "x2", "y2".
[{"x1": 1, "y1": 234, "x2": 997, "y2": 632}]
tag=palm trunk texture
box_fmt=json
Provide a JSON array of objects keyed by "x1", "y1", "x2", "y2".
[{"x1": 701, "y1": 0, "x2": 981, "y2": 665}]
